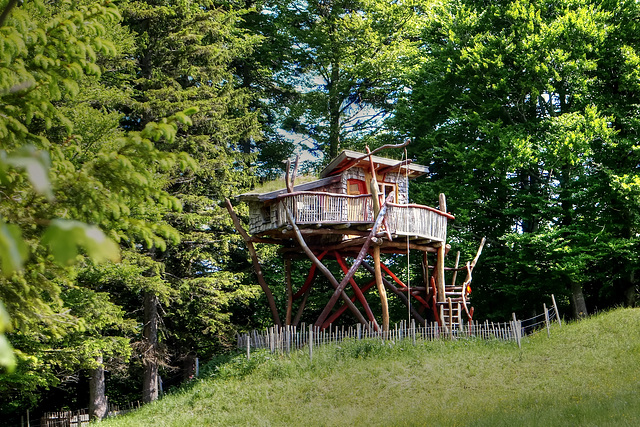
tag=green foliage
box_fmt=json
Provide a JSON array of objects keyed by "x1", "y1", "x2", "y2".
[
  {"x1": 266, "y1": 0, "x2": 429, "y2": 157},
  {"x1": 393, "y1": 0, "x2": 640, "y2": 317}
]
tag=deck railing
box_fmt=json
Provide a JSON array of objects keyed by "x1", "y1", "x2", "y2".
[
  {"x1": 276, "y1": 192, "x2": 373, "y2": 226},
  {"x1": 386, "y1": 203, "x2": 449, "y2": 242},
  {"x1": 252, "y1": 192, "x2": 450, "y2": 241}
]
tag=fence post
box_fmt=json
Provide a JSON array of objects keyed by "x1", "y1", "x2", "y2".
[
  {"x1": 309, "y1": 325, "x2": 313, "y2": 361},
  {"x1": 246, "y1": 334, "x2": 250, "y2": 360},
  {"x1": 551, "y1": 294, "x2": 562, "y2": 327},
  {"x1": 543, "y1": 303, "x2": 551, "y2": 338},
  {"x1": 512, "y1": 313, "x2": 521, "y2": 348},
  {"x1": 286, "y1": 325, "x2": 290, "y2": 354},
  {"x1": 269, "y1": 327, "x2": 274, "y2": 353},
  {"x1": 411, "y1": 319, "x2": 416, "y2": 345}
]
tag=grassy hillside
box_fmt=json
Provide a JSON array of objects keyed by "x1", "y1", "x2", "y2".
[{"x1": 105, "y1": 308, "x2": 640, "y2": 426}]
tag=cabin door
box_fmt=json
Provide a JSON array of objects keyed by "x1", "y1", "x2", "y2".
[{"x1": 347, "y1": 179, "x2": 368, "y2": 221}]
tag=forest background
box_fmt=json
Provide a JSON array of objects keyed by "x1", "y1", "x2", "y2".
[{"x1": 1, "y1": 0, "x2": 640, "y2": 422}]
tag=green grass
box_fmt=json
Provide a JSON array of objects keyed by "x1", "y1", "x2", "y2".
[{"x1": 104, "y1": 308, "x2": 640, "y2": 426}]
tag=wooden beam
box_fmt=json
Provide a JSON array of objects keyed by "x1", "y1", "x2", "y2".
[
  {"x1": 284, "y1": 206, "x2": 370, "y2": 329},
  {"x1": 224, "y1": 198, "x2": 282, "y2": 327},
  {"x1": 464, "y1": 237, "x2": 486, "y2": 286},
  {"x1": 451, "y1": 251, "x2": 461, "y2": 287},
  {"x1": 373, "y1": 245, "x2": 389, "y2": 332},
  {"x1": 292, "y1": 251, "x2": 327, "y2": 299},
  {"x1": 334, "y1": 252, "x2": 378, "y2": 326},
  {"x1": 377, "y1": 159, "x2": 413, "y2": 176},
  {"x1": 322, "y1": 279, "x2": 377, "y2": 328},
  {"x1": 285, "y1": 159, "x2": 292, "y2": 193},
  {"x1": 285, "y1": 155, "x2": 300, "y2": 194},
  {"x1": 293, "y1": 272, "x2": 315, "y2": 327},
  {"x1": 436, "y1": 193, "x2": 447, "y2": 303},
  {"x1": 304, "y1": 194, "x2": 393, "y2": 328},
  {"x1": 285, "y1": 258, "x2": 293, "y2": 325},
  {"x1": 331, "y1": 139, "x2": 410, "y2": 175},
  {"x1": 361, "y1": 261, "x2": 426, "y2": 325}
]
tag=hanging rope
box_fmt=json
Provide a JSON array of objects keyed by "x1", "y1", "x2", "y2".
[{"x1": 404, "y1": 147, "x2": 411, "y2": 324}]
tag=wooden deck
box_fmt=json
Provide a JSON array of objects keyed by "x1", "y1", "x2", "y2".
[{"x1": 248, "y1": 192, "x2": 451, "y2": 243}]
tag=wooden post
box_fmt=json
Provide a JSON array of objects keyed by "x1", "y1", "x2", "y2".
[
  {"x1": 286, "y1": 198, "x2": 391, "y2": 329},
  {"x1": 367, "y1": 146, "x2": 381, "y2": 216},
  {"x1": 225, "y1": 198, "x2": 282, "y2": 327},
  {"x1": 411, "y1": 319, "x2": 416, "y2": 345},
  {"x1": 436, "y1": 194, "x2": 447, "y2": 303},
  {"x1": 285, "y1": 258, "x2": 293, "y2": 325},
  {"x1": 373, "y1": 245, "x2": 389, "y2": 332},
  {"x1": 361, "y1": 261, "x2": 425, "y2": 325},
  {"x1": 448, "y1": 297, "x2": 453, "y2": 339},
  {"x1": 451, "y1": 251, "x2": 460, "y2": 286},
  {"x1": 551, "y1": 294, "x2": 562, "y2": 327},
  {"x1": 286, "y1": 325, "x2": 291, "y2": 354},
  {"x1": 512, "y1": 312, "x2": 521, "y2": 348},
  {"x1": 246, "y1": 334, "x2": 250, "y2": 360},
  {"x1": 293, "y1": 269, "x2": 316, "y2": 326},
  {"x1": 309, "y1": 325, "x2": 313, "y2": 361},
  {"x1": 544, "y1": 303, "x2": 551, "y2": 338},
  {"x1": 422, "y1": 251, "x2": 430, "y2": 303}
]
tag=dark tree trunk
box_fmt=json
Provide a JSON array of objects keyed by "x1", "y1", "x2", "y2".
[
  {"x1": 89, "y1": 355, "x2": 108, "y2": 421},
  {"x1": 625, "y1": 270, "x2": 638, "y2": 307},
  {"x1": 570, "y1": 280, "x2": 588, "y2": 318},
  {"x1": 328, "y1": 59, "x2": 340, "y2": 158},
  {"x1": 142, "y1": 291, "x2": 159, "y2": 403}
]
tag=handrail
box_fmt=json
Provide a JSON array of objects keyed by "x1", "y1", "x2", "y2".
[
  {"x1": 276, "y1": 192, "x2": 454, "y2": 220},
  {"x1": 276, "y1": 191, "x2": 372, "y2": 200},
  {"x1": 387, "y1": 202, "x2": 455, "y2": 220}
]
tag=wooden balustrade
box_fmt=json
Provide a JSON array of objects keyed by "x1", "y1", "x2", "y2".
[{"x1": 248, "y1": 192, "x2": 450, "y2": 242}]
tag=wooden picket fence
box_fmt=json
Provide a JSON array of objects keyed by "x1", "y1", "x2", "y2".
[
  {"x1": 238, "y1": 300, "x2": 562, "y2": 356},
  {"x1": 39, "y1": 409, "x2": 89, "y2": 427},
  {"x1": 238, "y1": 319, "x2": 524, "y2": 355},
  {"x1": 39, "y1": 402, "x2": 139, "y2": 426}
]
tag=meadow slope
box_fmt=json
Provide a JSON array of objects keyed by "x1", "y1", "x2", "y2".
[{"x1": 104, "y1": 308, "x2": 640, "y2": 426}]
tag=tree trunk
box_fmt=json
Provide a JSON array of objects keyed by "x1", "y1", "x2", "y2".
[
  {"x1": 89, "y1": 355, "x2": 108, "y2": 421},
  {"x1": 569, "y1": 280, "x2": 588, "y2": 319},
  {"x1": 328, "y1": 59, "x2": 340, "y2": 158},
  {"x1": 625, "y1": 270, "x2": 638, "y2": 307},
  {"x1": 142, "y1": 291, "x2": 159, "y2": 403}
]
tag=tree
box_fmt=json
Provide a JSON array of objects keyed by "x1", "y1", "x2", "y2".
[
  {"x1": 118, "y1": 0, "x2": 266, "y2": 393},
  {"x1": 392, "y1": 0, "x2": 639, "y2": 318},
  {"x1": 0, "y1": 0, "x2": 199, "y2": 417},
  {"x1": 267, "y1": 0, "x2": 428, "y2": 158}
]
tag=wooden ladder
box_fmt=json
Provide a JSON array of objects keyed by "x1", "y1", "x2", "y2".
[
  {"x1": 438, "y1": 286, "x2": 465, "y2": 330},
  {"x1": 432, "y1": 238, "x2": 485, "y2": 332}
]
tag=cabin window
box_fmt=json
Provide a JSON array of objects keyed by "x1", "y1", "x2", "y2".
[
  {"x1": 378, "y1": 182, "x2": 396, "y2": 203},
  {"x1": 260, "y1": 205, "x2": 271, "y2": 224},
  {"x1": 347, "y1": 179, "x2": 366, "y2": 195}
]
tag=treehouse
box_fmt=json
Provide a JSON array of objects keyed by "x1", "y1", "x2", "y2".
[{"x1": 226, "y1": 147, "x2": 484, "y2": 333}]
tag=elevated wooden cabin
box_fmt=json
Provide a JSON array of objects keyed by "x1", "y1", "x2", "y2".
[
  {"x1": 238, "y1": 150, "x2": 452, "y2": 252},
  {"x1": 229, "y1": 149, "x2": 483, "y2": 332}
]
